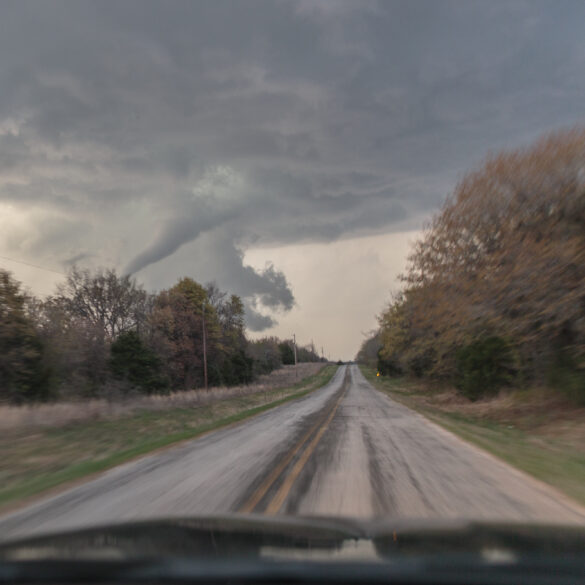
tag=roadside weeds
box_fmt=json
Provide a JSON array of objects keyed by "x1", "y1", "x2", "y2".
[
  {"x1": 0, "y1": 364, "x2": 338, "y2": 512},
  {"x1": 360, "y1": 366, "x2": 585, "y2": 507},
  {"x1": 0, "y1": 363, "x2": 325, "y2": 431}
]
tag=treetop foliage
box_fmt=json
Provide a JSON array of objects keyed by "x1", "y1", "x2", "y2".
[
  {"x1": 0, "y1": 270, "x2": 50, "y2": 403},
  {"x1": 371, "y1": 127, "x2": 585, "y2": 401},
  {"x1": 0, "y1": 268, "x2": 318, "y2": 403}
]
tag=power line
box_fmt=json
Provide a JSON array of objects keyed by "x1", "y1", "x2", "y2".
[{"x1": 0, "y1": 254, "x2": 66, "y2": 276}]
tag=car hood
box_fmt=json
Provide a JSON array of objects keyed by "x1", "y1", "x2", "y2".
[
  {"x1": 1, "y1": 516, "x2": 584, "y2": 584},
  {"x1": 1, "y1": 515, "x2": 585, "y2": 560}
]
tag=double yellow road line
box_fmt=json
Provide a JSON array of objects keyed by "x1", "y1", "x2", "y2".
[{"x1": 239, "y1": 383, "x2": 346, "y2": 515}]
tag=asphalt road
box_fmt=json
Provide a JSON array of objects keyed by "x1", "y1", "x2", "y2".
[{"x1": 1, "y1": 364, "x2": 584, "y2": 542}]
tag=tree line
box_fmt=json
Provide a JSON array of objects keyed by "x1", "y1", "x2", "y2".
[
  {"x1": 0, "y1": 267, "x2": 323, "y2": 404},
  {"x1": 358, "y1": 127, "x2": 585, "y2": 403}
]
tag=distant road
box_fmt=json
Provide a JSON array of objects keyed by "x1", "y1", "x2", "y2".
[{"x1": 1, "y1": 364, "x2": 584, "y2": 541}]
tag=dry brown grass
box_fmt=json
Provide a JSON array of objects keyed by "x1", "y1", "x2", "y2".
[
  {"x1": 0, "y1": 363, "x2": 324, "y2": 431},
  {"x1": 406, "y1": 383, "x2": 585, "y2": 444}
]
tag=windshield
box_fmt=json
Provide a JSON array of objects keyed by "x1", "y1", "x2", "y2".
[{"x1": 1, "y1": 0, "x2": 585, "y2": 555}]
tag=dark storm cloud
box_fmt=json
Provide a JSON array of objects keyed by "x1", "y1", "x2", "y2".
[
  {"x1": 140, "y1": 231, "x2": 295, "y2": 331},
  {"x1": 243, "y1": 308, "x2": 277, "y2": 333},
  {"x1": 2, "y1": 0, "x2": 585, "y2": 328},
  {"x1": 124, "y1": 200, "x2": 241, "y2": 276},
  {"x1": 196, "y1": 233, "x2": 296, "y2": 314}
]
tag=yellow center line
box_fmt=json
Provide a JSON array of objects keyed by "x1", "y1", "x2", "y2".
[
  {"x1": 239, "y1": 398, "x2": 337, "y2": 513},
  {"x1": 264, "y1": 389, "x2": 346, "y2": 515}
]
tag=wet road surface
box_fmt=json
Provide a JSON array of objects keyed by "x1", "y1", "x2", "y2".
[{"x1": 1, "y1": 364, "x2": 583, "y2": 541}]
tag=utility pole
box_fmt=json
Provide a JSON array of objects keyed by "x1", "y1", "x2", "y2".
[
  {"x1": 202, "y1": 301, "x2": 208, "y2": 391},
  {"x1": 292, "y1": 333, "x2": 298, "y2": 380}
]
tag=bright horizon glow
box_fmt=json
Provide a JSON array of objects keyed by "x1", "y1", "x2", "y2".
[{"x1": 244, "y1": 230, "x2": 418, "y2": 361}]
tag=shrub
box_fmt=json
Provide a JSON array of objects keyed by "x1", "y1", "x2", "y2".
[
  {"x1": 377, "y1": 349, "x2": 402, "y2": 376},
  {"x1": 407, "y1": 348, "x2": 436, "y2": 378},
  {"x1": 109, "y1": 331, "x2": 168, "y2": 393},
  {"x1": 279, "y1": 342, "x2": 296, "y2": 365},
  {"x1": 455, "y1": 336, "x2": 514, "y2": 400},
  {"x1": 219, "y1": 350, "x2": 254, "y2": 386},
  {"x1": 548, "y1": 349, "x2": 585, "y2": 405},
  {"x1": 0, "y1": 270, "x2": 52, "y2": 403}
]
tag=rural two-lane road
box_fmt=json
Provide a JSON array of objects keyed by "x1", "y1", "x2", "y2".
[{"x1": 1, "y1": 364, "x2": 584, "y2": 542}]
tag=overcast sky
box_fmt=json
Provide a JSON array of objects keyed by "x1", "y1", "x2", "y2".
[{"x1": 1, "y1": 1, "x2": 585, "y2": 359}]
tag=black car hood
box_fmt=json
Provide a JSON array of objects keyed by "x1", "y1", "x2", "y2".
[
  {"x1": 1, "y1": 516, "x2": 585, "y2": 584},
  {"x1": 1, "y1": 515, "x2": 585, "y2": 560}
]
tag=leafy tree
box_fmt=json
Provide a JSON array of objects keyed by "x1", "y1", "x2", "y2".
[
  {"x1": 32, "y1": 296, "x2": 109, "y2": 397},
  {"x1": 109, "y1": 330, "x2": 167, "y2": 393},
  {"x1": 377, "y1": 349, "x2": 402, "y2": 377},
  {"x1": 356, "y1": 332, "x2": 382, "y2": 368},
  {"x1": 208, "y1": 287, "x2": 251, "y2": 385},
  {"x1": 248, "y1": 337, "x2": 282, "y2": 375},
  {"x1": 279, "y1": 341, "x2": 295, "y2": 365},
  {"x1": 218, "y1": 349, "x2": 254, "y2": 386},
  {"x1": 0, "y1": 270, "x2": 50, "y2": 403},
  {"x1": 151, "y1": 284, "x2": 203, "y2": 389},
  {"x1": 297, "y1": 344, "x2": 322, "y2": 362},
  {"x1": 2, "y1": 268, "x2": 311, "y2": 400},
  {"x1": 379, "y1": 127, "x2": 585, "y2": 398},
  {"x1": 150, "y1": 278, "x2": 222, "y2": 390},
  {"x1": 455, "y1": 337, "x2": 514, "y2": 401}
]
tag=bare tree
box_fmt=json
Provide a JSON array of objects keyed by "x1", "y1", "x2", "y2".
[{"x1": 58, "y1": 267, "x2": 150, "y2": 340}]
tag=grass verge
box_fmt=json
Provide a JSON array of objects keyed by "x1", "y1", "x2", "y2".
[
  {"x1": 0, "y1": 365, "x2": 338, "y2": 511},
  {"x1": 360, "y1": 366, "x2": 585, "y2": 507}
]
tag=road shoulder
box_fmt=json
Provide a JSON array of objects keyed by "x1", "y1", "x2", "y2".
[
  {"x1": 359, "y1": 365, "x2": 585, "y2": 512},
  {"x1": 0, "y1": 365, "x2": 339, "y2": 514}
]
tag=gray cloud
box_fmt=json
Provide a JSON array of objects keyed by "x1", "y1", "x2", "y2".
[
  {"x1": 197, "y1": 233, "x2": 296, "y2": 319},
  {"x1": 242, "y1": 307, "x2": 277, "y2": 333},
  {"x1": 124, "y1": 200, "x2": 240, "y2": 276},
  {"x1": 136, "y1": 230, "x2": 295, "y2": 330},
  {"x1": 2, "y1": 1, "x2": 585, "y2": 329}
]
